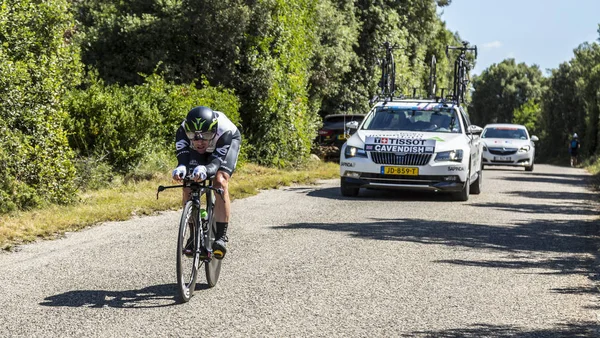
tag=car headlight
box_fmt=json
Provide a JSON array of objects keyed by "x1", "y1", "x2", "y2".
[
  {"x1": 482, "y1": 145, "x2": 488, "y2": 151},
  {"x1": 435, "y1": 149, "x2": 463, "y2": 162},
  {"x1": 345, "y1": 146, "x2": 367, "y2": 158},
  {"x1": 519, "y1": 145, "x2": 531, "y2": 152}
]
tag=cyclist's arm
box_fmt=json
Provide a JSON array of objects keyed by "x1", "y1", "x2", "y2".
[
  {"x1": 175, "y1": 125, "x2": 191, "y2": 166},
  {"x1": 205, "y1": 130, "x2": 234, "y2": 177}
]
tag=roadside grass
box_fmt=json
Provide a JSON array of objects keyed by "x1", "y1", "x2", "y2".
[
  {"x1": 584, "y1": 156, "x2": 600, "y2": 191},
  {"x1": 0, "y1": 161, "x2": 339, "y2": 251}
]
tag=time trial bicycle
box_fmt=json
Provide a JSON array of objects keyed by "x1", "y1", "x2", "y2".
[{"x1": 157, "y1": 176, "x2": 224, "y2": 303}]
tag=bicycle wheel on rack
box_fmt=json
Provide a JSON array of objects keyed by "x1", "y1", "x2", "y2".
[
  {"x1": 458, "y1": 62, "x2": 469, "y2": 103},
  {"x1": 176, "y1": 200, "x2": 200, "y2": 302},
  {"x1": 387, "y1": 58, "x2": 395, "y2": 96},
  {"x1": 429, "y1": 55, "x2": 437, "y2": 98},
  {"x1": 204, "y1": 189, "x2": 222, "y2": 287}
]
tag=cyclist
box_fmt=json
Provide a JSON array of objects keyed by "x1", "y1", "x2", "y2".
[
  {"x1": 171, "y1": 106, "x2": 242, "y2": 259},
  {"x1": 569, "y1": 133, "x2": 581, "y2": 167}
]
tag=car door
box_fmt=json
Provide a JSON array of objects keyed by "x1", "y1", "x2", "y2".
[{"x1": 458, "y1": 107, "x2": 481, "y2": 178}]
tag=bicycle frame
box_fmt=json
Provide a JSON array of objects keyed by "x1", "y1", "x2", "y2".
[
  {"x1": 158, "y1": 179, "x2": 221, "y2": 256},
  {"x1": 379, "y1": 41, "x2": 402, "y2": 100},
  {"x1": 446, "y1": 41, "x2": 477, "y2": 106}
]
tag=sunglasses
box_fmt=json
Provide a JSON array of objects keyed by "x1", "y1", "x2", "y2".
[{"x1": 186, "y1": 131, "x2": 216, "y2": 141}]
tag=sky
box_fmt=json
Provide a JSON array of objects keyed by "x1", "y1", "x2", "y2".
[{"x1": 439, "y1": 0, "x2": 600, "y2": 76}]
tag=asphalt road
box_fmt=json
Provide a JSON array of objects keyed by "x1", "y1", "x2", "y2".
[{"x1": 1, "y1": 164, "x2": 599, "y2": 337}]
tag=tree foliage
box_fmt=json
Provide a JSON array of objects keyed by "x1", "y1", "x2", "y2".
[
  {"x1": 539, "y1": 42, "x2": 600, "y2": 161},
  {"x1": 72, "y1": 0, "x2": 460, "y2": 165},
  {"x1": 469, "y1": 59, "x2": 544, "y2": 126}
]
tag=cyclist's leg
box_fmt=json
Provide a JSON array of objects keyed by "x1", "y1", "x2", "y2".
[{"x1": 212, "y1": 138, "x2": 240, "y2": 258}]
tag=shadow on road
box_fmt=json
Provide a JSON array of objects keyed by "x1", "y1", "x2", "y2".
[
  {"x1": 304, "y1": 186, "x2": 458, "y2": 202},
  {"x1": 499, "y1": 172, "x2": 591, "y2": 187},
  {"x1": 403, "y1": 322, "x2": 599, "y2": 337},
  {"x1": 274, "y1": 217, "x2": 600, "y2": 280},
  {"x1": 506, "y1": 190, "x2": 598, "y2": 201},
  {"x1": 470, "y1": 201, "x2": 597, "y2": 216},
  {"x1": 40, "y1": 283, "x2": 180, "y2": 308}
]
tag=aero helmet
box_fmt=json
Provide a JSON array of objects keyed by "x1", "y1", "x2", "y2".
[{"x1": 184, "y1": 106, "x2": 218, "y2": 140}]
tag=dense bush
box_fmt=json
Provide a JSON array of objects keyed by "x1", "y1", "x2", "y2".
[
  {"x1": 0, "y1": 0, "x2": 82, "y2": 212},
  {"x1": 64, "y1": 72, "x2": 241, "y2": 172}
]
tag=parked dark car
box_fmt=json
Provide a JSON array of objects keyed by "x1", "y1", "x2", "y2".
[{"x1": 316, "y1": 114, "x2": 366, "y2": 149}]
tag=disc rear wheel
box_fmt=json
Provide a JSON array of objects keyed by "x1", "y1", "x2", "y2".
[{"x1": 205, "y1": 190, "x2": 222, "y2": 287}]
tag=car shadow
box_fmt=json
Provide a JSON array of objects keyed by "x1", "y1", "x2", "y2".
[{"x1": 40, "y1": 283, "x2": 180, "y2": 308}]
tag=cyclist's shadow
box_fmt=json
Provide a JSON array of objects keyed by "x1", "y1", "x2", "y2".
[{"x1": 40, "y1": 283, "x2": 183, "y2": 308}]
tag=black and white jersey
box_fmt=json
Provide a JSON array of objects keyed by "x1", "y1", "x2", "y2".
[{"x1": 175, "y1": 111, "x2": 241, "y2": 176}]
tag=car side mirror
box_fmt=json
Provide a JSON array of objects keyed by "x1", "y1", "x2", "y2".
[
  {"x1": 531, "y1": 135, "x2": 539, "y2": 142},
  {"x1": 346, "y1": 121, "x2": 359, "y2": 130},
  {"x1": 468, "y1": 125, "x2": 483, "y2": 135}
]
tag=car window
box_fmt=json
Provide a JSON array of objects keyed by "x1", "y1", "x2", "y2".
[
  {"x1": 322, "y1": 115, "x2": 364, "y2": 129},
  {"x1": 482, "y1": 127, "x2": 528, "y2": 139},
  {"x1": 361, "y1": 107, "x2": 461, "y2": 133}
]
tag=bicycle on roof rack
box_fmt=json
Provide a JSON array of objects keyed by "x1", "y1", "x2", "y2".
[
  {"x1": 428, "y1": 54, "x2": 437, "y2": 99},
  {"x1": 378, "y1": 41, "x2": 402, "y2": 99},
  {"x1": 446, "y1": 41, "x2": 477, "y2": 105}
]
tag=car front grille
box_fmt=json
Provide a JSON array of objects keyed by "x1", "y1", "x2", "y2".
[
  {"x1": 488, "y1": 148, "x2": 518, "y2": 155},
  {"x1": 370, "y1": 152, "x2": 432, "y2": 166}
]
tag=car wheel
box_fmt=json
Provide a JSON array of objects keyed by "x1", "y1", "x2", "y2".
[
  {"x1": 453, "y1": 171, "x2": 470, "y2": 201},
  {"x1": 340, "y1": 178, "x2": 360, "y2": 197},
  {"x1": 525, "y1": 160, "x2": 534, "y2": 172},
  {"x1": 470, "y1": 164, "x2": 482, "y2": 195}
]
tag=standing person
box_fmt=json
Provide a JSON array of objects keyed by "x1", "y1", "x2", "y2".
[
  {"x1": 171, "y1": 106, "x2": 242, "y2": 259},
  {"x1": 569, "y1": 133, "x2": 581, "y2": 167}
]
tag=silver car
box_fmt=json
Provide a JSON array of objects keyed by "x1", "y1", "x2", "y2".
[{"x1": 481, "y1": 123, "x2": 538, "y2": 171}]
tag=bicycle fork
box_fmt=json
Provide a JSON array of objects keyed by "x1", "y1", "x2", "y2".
[{"x1": 192, "y1": 197, "x2": 212, "y2": 262}]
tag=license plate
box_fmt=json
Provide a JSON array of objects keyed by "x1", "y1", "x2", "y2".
[
  {"x1": 493, "y1": 156, "x2": 512, "y2": 161},
  {"x1": 382, "y1": 166, "x2": 419, "y2": 175},
  {"x1": 338, "y1": 134, "x2": 347, "y2": 140}
]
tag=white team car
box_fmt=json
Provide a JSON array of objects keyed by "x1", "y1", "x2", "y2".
[
  {"x1": 480, "y1": 123, "x2": 538, "y2": 171},
  {"x1": 339, "y1": 99, "x2": 484, "y2": 201}
]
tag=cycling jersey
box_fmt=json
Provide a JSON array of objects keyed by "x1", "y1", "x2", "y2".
[{"x1": 175, "y1": 111, "x2": 242, "y2": 177}]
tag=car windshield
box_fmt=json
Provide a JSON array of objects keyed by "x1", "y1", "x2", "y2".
[
  {"x1": 322, "y1": 115, "x2": 364, "y2": 130},
  {"x1": 361, "y1": 107, "x2": 461, "y2": 133},
  {"x1": 482, "y1": 127, "x2": 528, "y2": 140}
]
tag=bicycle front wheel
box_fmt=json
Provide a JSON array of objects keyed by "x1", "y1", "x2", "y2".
[
  {"x1": 205, "y1": 190, "x2": 222, "y2": 287},
  {"x1": 177, "y1": 201, "x2": 200, "y2": 303}
]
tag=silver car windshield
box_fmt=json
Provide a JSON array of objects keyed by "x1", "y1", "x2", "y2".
[{"x1": 361, "y1": 107, "x2": 461, "y2": 133}]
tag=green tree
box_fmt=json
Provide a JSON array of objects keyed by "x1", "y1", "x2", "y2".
[
  {"x1": 469, "y1": 59, "x2": 544, "y2": 126},
  {"x1": 512, "y1": 99, "x2": 540, "y2": 135},
  {"x1": 538, "y1": 42, "x2": 600, "y2": 162}
]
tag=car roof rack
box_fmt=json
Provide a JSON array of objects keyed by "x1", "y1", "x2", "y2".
[{"x1": 372, "y1": 41, "x2": 476, "y2": 108}]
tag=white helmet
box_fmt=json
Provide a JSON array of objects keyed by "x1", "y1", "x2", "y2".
[{"x1": 573, "y1": 133, "x2": 578, "y2": 138}]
